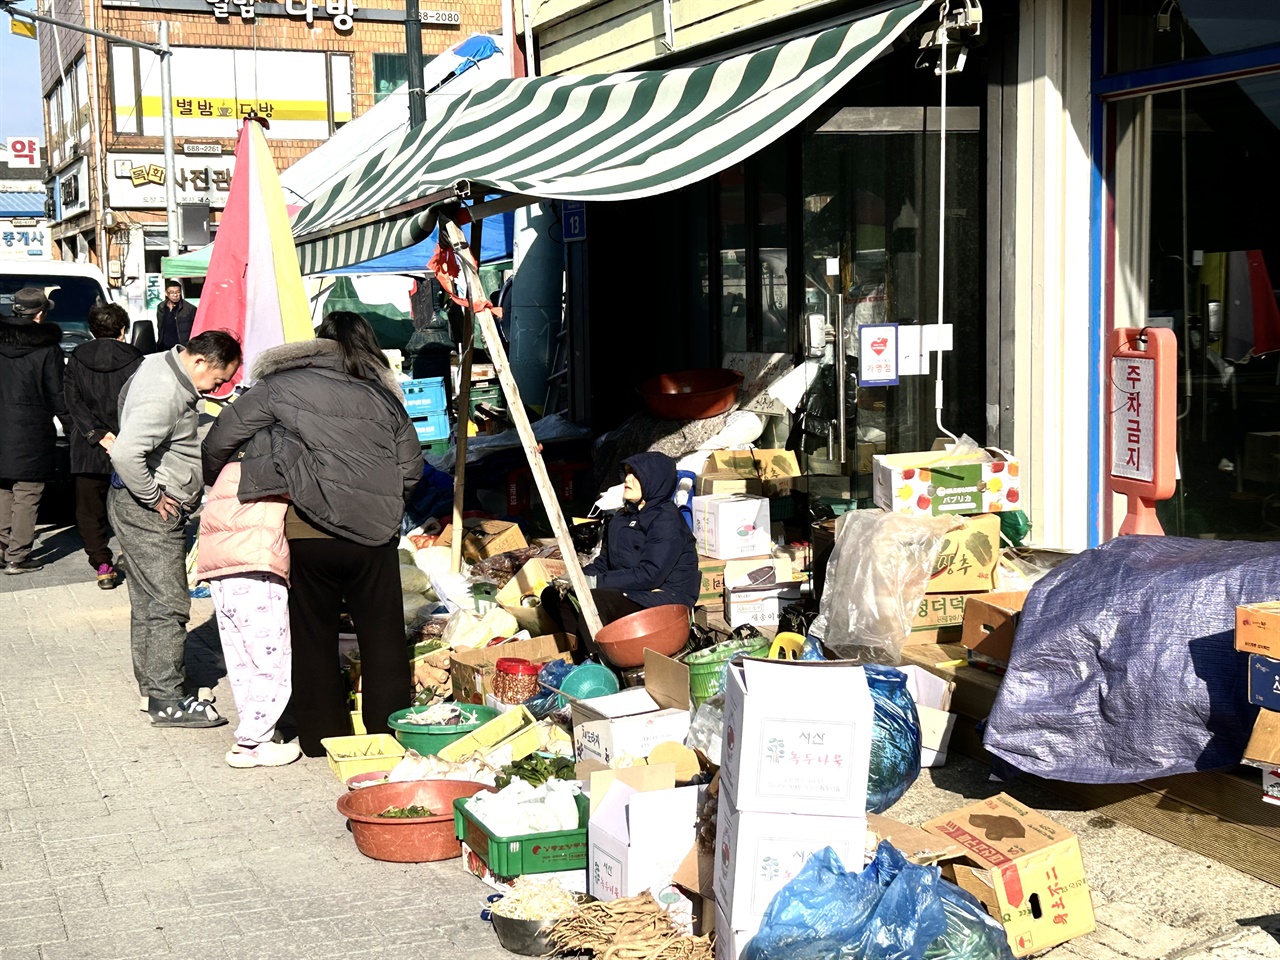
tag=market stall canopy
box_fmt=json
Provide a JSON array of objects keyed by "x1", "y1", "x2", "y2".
[
  {"x1": 160, "y1": 33, "x2": 506, "y2": 280},
  {"x1": 291, "y1": 0, "x2": 931, "y2": 275},
  {"x1": 320, "y1": 203, "x2": 513, "y2": 275}
]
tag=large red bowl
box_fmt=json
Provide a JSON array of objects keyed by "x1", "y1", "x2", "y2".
[
  {"x1": 639, "y1": 369, "x2": 743, "y2": 420},
  {"x1": 336, "y1": 779, "x2": 492, "y2": 862},
  {"x1": 595, "y1": 604, "x2": 691, "y2": 669}
]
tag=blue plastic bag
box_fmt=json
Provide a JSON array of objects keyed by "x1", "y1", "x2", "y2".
[
  {"x1": 743, "y1": 842, "x2": 1014, "y2": 960},
  {"x1": 866, "y1": 665, "x2": 922, "y2": 813},
  {"x1": 523, "y1": 659, "x2": 577, "y2": 720}
]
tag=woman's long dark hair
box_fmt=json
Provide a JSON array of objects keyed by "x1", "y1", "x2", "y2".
[{"x1": 316, "y1": 310, "x2": 390, "y2": 381}]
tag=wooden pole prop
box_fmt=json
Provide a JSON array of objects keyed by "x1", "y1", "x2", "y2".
[
  {"x1": 442, "y1": 216, "x2": 604, "y2": 639},
  {"x1": 449, "y1": 211, "x2": 477, "y2": 574}
]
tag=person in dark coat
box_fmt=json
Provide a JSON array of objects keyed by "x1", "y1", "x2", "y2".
[
  {"x1": 64, "y1": 302, "x2": 143, "y2": 588},
  {"x1": 541, "y1": 451, "x2": 699, "y2": 660},
  {"x1": 202, "y1": 311, "x2": 422, "y2": 757},
  {"x1": 0, "y1": 287, "x2": 70, "y2": 575},
  {"x1": 156, "y1": 279, "x2": 196, "y2": 351}
]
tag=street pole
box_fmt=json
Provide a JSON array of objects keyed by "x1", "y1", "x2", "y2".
[
  {"x1": 403, "y1": 0, "x2": 426, "y2": 127},
  {"x1": 159, "y1": 21, "x2": 179, "y2": 257}
]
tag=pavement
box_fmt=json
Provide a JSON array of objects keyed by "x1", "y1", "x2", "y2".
[{"x1": 0, "y1": 524, "x2": 1278, "y2": 960}]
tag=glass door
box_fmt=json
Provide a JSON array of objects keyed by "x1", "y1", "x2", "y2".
[{"x1": 798, "y1": 107, "x2": 986, "y2": 495}]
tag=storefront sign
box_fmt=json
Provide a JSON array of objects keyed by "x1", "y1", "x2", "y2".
[
  {"x1": 0, "y1": 219, "x2": 50, "y2": 259},
  {"x1": 145, "y1": 274, "x2": 164, "y2": 311},
  {"x1": 107, "y1": 152, "x2": 237, "y2": 210},
  {"x1": 419, "y1": 9, "x2": 460, "y2": 24},
  {"x1": 4, "y1": 137, "x2": 39, "y2": 167},
  {"x1": 183, "y1": 143, "x2": 223, "y2": 155},
  {"x1": 859, "y1": 323, "x2": 899, "y2": 386},
  {"x1": 56, "y1": 157, "x2": 90, "y2": 221},
  {"x1": 205, "y1": 0, "x2": 357, "y2": 31},
  {"x1": 1108, "y1": 327, "x2": 1176, "y2": 536}
]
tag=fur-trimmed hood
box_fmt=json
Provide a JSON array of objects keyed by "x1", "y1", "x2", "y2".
[
  {"x1": 251, "y1": 338, "x2": 402, "y2": 397},
  {"x1": 0, "y1": 318, "x2": 62, "y2": 356}
]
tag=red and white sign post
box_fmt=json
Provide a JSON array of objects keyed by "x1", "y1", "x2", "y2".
[{"x1": 1108, "y1": 327, "x2": 1177, "y2": 535}]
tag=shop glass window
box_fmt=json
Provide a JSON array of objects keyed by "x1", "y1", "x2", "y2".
[
  {"x1": 374, "y1": 53, "x2": 409, "y2": 104},
  {"x1": 717, "y1": 162, "x2": 748, "y2": 354},
  {"x1": 1109, "y1": 0, "x2": 1280, "y2": 74},
  {"x1": 330, "y1": 53, "x2": 353, "y2": 130},
  {"x1": 1112, "y1": 71, "x2": 1280, "y2": 535}
]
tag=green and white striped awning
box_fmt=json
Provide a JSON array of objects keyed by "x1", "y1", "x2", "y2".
[{"x1": 292, "y1": 0, "x2": 931, "y2": 275}]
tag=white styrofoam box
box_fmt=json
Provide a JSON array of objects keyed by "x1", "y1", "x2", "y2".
[{"x1": 691, "y1": 495, "x2": 771, "y2": 560}]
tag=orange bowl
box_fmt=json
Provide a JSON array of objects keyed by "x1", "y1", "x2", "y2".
[
  {"x1": 595, "y1": 604, "x2": 691, "y2": 669},
  {"x1": 639, "y1": 369, "x2": 743, "y2": 420},
  {"x1": 336, "y1": 779, "x2": 493, "y2": 862}
]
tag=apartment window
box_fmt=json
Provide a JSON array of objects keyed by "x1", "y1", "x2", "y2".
[
  {"x1": 329, "y1": 53, "x2": 352, "y2": 130},
  {"x1": 373, "y1": 53, "x2": 408, "y2": 104},
  {"x1": 45, "y1": 86, "x2": 62, "y2": 166},
  {"x1": 74, "y1": 58, "x2": 90, "y2": 143}
]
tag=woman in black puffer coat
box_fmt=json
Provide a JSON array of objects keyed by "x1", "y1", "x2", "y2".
[{"x1": 202, "y1": 312, "x2": 422, "y2": 756}]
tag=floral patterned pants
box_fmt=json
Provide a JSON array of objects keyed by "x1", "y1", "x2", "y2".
[{"x1": 209, "y1": 573, "x2": 292, "y2": 748}]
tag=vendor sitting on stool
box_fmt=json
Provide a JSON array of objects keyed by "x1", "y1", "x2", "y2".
[{"x1": 541, "y1": 451, "x2": 699, "y2": 661}]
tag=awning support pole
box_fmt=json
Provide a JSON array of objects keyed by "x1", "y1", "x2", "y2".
[
  {"x1": 449, "y1": 212, "x2": 478, "y2": 574},
  {"x1": 442, "y1": 215, "x2": 604, "y2": 640}
]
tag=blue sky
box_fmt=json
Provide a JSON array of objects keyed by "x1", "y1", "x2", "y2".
[{"x1": 1, "y1": 10, "x2": 46, "y2": 143}]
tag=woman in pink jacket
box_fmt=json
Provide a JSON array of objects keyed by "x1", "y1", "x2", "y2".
[{"x1": 197, "y1": 454, "x2": 300, "y2": 768}]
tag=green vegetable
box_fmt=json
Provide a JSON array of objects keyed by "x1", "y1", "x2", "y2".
[
  {"x1": 377, "y1": 804, "x2": 435, "y2": 819},
  {"x1": 496, "y1": 753, "x2": 576, "y2": 790}
]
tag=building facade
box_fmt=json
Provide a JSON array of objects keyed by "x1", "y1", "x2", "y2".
[
  {"x1": 523, "y1": 0, "x2": 1280, "y2": 549},
  {"x1": 37, "y1": 0, "x2": 500, "y2": 314}
]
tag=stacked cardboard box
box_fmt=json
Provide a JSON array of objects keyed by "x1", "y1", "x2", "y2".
[
  {"x1": 713, "y1": 659, "x2": 874, "y2": 959},
  {"x1": 1236, "y1": 602, "x2": 1280, "y2": 803}
]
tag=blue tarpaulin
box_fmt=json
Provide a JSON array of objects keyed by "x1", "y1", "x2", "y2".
[{"x1": 321, "y1": 207, "x2": 513, "y2": 275}]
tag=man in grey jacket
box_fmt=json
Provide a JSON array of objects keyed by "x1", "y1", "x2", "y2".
[{"x1": 110, "y1": 331, "x2": 241, "y2": 728}]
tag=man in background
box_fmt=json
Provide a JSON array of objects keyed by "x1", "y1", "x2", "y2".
[
  {"x1": 0, "y1": 288, "x2": 69, "y2": 575},
  {"x1": 156, "y1": 279, "x2": 196, "y2": 351},
  {"x1": 110, "y1": 330, "x2": 240, "y2": 727}
]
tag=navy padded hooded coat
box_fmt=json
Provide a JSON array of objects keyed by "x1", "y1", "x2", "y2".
[{"x1": 583, "y1": 451, "x2": 700, "y2": 609}]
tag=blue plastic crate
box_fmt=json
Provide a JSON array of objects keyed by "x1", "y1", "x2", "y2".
[
  {"x1": 403, "y1": 378, "x2": 448, "y2": 418},
  {"x1": 412, "y1": 414, "x2": 450, "y2": 444}
]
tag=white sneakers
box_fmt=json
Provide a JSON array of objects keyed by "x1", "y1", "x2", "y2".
[{"x1": 226, "y1": 741, "x2": 302, "y2": 768}]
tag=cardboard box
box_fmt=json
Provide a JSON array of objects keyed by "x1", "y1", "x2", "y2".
[
  {"x1": 449, "y1": 633, "x2": 575, "y2": 705},
  {"x1": 714, "y1": 789, "x2": 867, "y2": 929},
  {"x1": 697, "y1": 473, "x2": 763, "y2": 497},
  {"x1": 923, "y1": 793, "x2": 1096, "y2": 957},
  {"x1": 698, "y1": 555, "x2": 731, "y2": 609},
  {"x1": 437, "y1": 519, "x2": 528, "y2": 563},
  {"x1": 898, "y1": 665, "x2": 957, "y2": 768},
  {"x1": 867, "y1": 813, "x2": 965, "y2": 865},
  {"x1": 856, "y1": 440, "x2": 886, "y2": 475},
  {"x1": 960, "y1": 590, "x2": 1029, "y2": 664},
  {"x1": 1236, "y1": 601, "x2": 1280, "y2": 658},
  {"x1": 873, "y1": 449, "x2": 1022, "y2": 518},
  {"x1": 588, "y1": 769, "x2": 699, "y2": 903},
  {"x1": 720, "y1": 658, "x2": 873, "y2": 817},
  {"x1": 494, "y1": 558, "x2": 565, "y2": 635},
  {"x1": 909, "y1": 592, "x2": 971, "y2": 644},
  {"x1": 1245, "y1": 708, "x2": 1280, "y2": 766},
  {"x1": 714, "y1": 907, "x2": 756, "y2": 960},
  {"x1": 721, "y1": 557, "x2": 803, "y2": 629},
  {"x1": 1249, "y1": 655, "x2": 1280, "y2": 711},
  {"x1": 570, "y1": 650, "x2": 691, "y2": 765},
  {"x1": 691, "y1": 495, "x2": 771, "y2": 560},
  {"x1": 706, "y1": 449, "x2": 801, "y2": 497},
  {"x1": 927, "y1": 515, "x2": 1001, "y2": 593}
]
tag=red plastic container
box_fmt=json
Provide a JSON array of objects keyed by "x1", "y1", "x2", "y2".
[
  {"x1": 336, "y1": 779, "x2": 493, "y2": 863},
  {"x1": 494, "y1": 657, "x2": 541, "y2": 703},
  {"x1": 639, "y1": 369, "x2": 743, "y2": 420}
]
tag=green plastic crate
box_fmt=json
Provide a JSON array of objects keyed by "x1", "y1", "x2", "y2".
[
  {"x1": 453, "y1": 792, "x2": 589, "y2": 876},
  {"x1": 421, "y1": 438, "x2": 451, "y2": 456},
  {"x1": 468, "y1": 384, "x2": 506, "y2": 417}
]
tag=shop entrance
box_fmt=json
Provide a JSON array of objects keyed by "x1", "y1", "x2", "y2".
[{"x1": 796, "y1": 107, "x2": 986, "y2": 495}]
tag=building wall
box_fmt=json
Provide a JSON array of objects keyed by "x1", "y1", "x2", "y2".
[{"x1": 532, "y1": 0, "x2": 841, "y2": 74}]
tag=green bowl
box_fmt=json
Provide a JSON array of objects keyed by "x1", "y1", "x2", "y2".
[
  {"x1": 557, "y1": 663, "x2": 620, "y2": 707},
  {"x1": 387, "y1": 704, "x2": 499, "y2": 756}
]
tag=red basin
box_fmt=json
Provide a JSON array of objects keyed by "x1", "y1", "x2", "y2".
[
  {"x1": 639, "y1": 369, "x2": 743, "y2": 420},
  {"x1": 595, "y1": 604, "x2": 691, "y2": 668},
  {"x1": 336, "y1": 779, "x2": 493, "y2": 863}
]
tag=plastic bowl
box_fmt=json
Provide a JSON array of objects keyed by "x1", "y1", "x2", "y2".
[
  {"x1": 595, "y1": 604, "x2": 691, "y2": 669},
  {"x1": 556, "y1": 663, "x2": 620, "y2": 707},
  {"x1": 387, "y1": 704, "x2": 499, "y2": 756},
  {"x1": 336, "y1": 779, "x2": 493, "y2": 863},
  {"x1": 345, "y1": 771, "x2": 390, "y2": 791},
  {"x1": 639, "y1": 369, "x2": 744, "y2": 420}
]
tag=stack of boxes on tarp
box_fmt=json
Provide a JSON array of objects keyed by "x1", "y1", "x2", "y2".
[
  {"x1": 1236, "y1": 602, "x2": 1280, "y2": 802},
  {"x1": 713, "y1": 658, "x2": 873, "y2": 959},
  {"x1": 403, "y1": 376, "x2": 451, "y2": 455},
  {"x1": 691, "y1": 449, "x2": 806, "y2": 629}
]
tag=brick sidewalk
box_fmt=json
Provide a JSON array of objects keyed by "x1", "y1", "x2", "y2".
[{"x1": 0, "y1": 526, "x2": 512, "y2": 960}]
